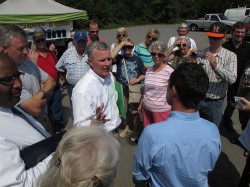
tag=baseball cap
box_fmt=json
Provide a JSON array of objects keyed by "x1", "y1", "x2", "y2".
[
  {"x1": 206, "y1": 22, "x2": 226, "y2": 38},
  {"x1": 74, "y1": 30, "x2": 87, "y2": 42},
  {"x1": 33, "y1": 28, "x2": 46, "y2": 41}
]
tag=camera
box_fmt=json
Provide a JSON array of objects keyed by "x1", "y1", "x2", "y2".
[
  {"x1": 230, "y1": 96, "x2": 244, "y2": 109},
  {"x1": 191, "y1": 50, "x2": 206, "y2": 58}
]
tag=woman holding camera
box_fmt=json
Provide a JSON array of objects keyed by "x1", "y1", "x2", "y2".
[{"x1": 166, "y1": 36, "x2": 196, "y2": 69}]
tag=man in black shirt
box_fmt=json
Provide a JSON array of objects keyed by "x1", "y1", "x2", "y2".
[{"x1": 222, "y1": 21, "x2": 250, "y2": 131}]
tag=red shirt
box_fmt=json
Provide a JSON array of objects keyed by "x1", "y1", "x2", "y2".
[
  {"x1": 36, "y1": 50, "x2": 59, "y2": 81},
  {"x1": 87, "y1": 34, "x2": 105, "y2": 46}
]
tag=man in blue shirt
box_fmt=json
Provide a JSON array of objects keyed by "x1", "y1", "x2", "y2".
[{"x1": 133, "y1": 63, "x2": 221, "y2": 187}]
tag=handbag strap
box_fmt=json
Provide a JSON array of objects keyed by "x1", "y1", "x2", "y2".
[{"x1": 122, "y1": 58, "x2": 130, "y2": 84}]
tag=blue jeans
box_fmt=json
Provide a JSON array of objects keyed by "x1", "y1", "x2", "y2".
[
  {"x1": 197, "y1": 97, "x2": 224, "y2": 127},
  {"x1": 47, "y1": 83, "x2": 64, "y2": 128}
]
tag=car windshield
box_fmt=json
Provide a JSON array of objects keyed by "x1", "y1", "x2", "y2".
[
  {"x1": 219, "y1": 14, "x2": 228, "y2": 20},
  {"x1": 243, "y1": 16, "x2": 250, "y2": 24}
]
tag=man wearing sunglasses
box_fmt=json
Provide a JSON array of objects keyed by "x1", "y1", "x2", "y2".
[
  {"x1": 0, "y1": 25, "x2": 56, "y2": 134},
  {"x1": 33, "y1": 28, "x2": 64, "y2": 133},
  {"x1": 197, "y1": 22, "x2": 237, "y2": 127},
  {"x1": 87, "y1": 19, "x2": 105, "y2": 46}
]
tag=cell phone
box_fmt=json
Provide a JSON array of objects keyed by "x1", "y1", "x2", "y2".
[{"x1": 230, "y1": 96, "x2": 243, "y2": 109}]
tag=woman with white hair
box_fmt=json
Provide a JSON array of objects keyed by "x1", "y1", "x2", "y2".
[
  {"x1": 166, "y1": 36, "x2": 196, "y2": 69},
  {"x1": 136, "y1": 41, "x2": 173, "y2": 141},
  {"x1": 39, "y1": 126, "x2": 120, "y2": 187}
]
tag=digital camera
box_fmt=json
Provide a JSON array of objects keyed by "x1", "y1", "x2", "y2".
[
  {"x1": 191, "y1": 50, "x2": 206, "y2": 58},
  {"x1": 230, "y1": 96, "x2": 244, "y2": 109}
]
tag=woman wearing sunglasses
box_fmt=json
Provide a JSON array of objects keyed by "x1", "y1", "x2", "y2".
[
  {"x1": 134, "y1": 28, "x2": 160, "y2": 69},
  {"x1": 112, "y1": 38, "x2": 146, "y2": 139},
  {"x1": 166, "y1": 36, "x2": 195, "y2": 69},
  {"x1": 139, "y1": 41, "x2": 173, "y2": 130},
  {"x1": 110, "y1": 27, "x2": 129, "y2": 76}
]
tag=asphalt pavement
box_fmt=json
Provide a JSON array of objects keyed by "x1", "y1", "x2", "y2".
[{"x1": 62, "y1": 24, "x2": 247, "y2": 187}]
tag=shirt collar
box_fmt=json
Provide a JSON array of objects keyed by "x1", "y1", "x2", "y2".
[
  {"x1": 170, "y1": 111, "x2": 200, "y2": 120},
  {"x1": 0, "y1": 107, "x2": 14, "y2": 117},
  {"x1": 89, "y1": 68, "x2": 111, "y2": 84}
]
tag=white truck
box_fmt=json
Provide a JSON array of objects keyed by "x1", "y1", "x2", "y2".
[{"x1": 186, "y1": 13, "x2": 236, "y2": 33}]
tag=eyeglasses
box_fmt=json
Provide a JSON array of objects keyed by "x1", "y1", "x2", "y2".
[
  {"x1": 151, "y1": 52, "x2": 164, "y2": 58},
  {"x1": 118, "y1": 34, "x2": 126, "y2": 37},
  {"x1": 35, "y1": 38, "x2": 46, "y2": 43},
  {"x1": 208, "y1": 36, "x2": 222, "y2": 40},
  {"x1": 147, "y1": 35, "x2": 157, "y2": 41},
  {"x1": 0, "y1": 72, "x2": 24, "y2": 85},
  {"x1": 90, "y1": 30, "x2": 99, "y2": 33},
  {"x1": 9, "y1": 45, "x2": 29, "y2": 53},
  {"x1": 177, "y1": 43, "x2": 187, "y2": 47},
  {"x1": 122, "y1": 45, "x2": 134, "y2": 50}
]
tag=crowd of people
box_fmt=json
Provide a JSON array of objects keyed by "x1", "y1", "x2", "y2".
[{"x1": 0, "y1": 19, "x2": 250, "y2": 186}]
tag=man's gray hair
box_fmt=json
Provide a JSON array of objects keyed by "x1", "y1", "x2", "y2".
[
  {"x1": 0, "y1": 25, "x2": 28, "y2": 46},
  {"x1": 39, "y1": 126, "x2": 120, "y2": 187},
  {"x1": 87, "y1": 41, "x2": 110, "y2": 59},
  {"x1": 148, "y1": 41, "x2": 167, "y2": 55},
  {"x1": 177, "y1": 36, "x2": 191, "y2": 48}
]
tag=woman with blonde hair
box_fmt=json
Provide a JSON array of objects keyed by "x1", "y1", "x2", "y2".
[
  {"x1": 39, "y1": 126, "x2": 120, "y2": 187},
  {"x1": 111, "y1": 27, "x2": 128, "y2": 75},
  {"x1": 134, "y1": 28, "x2": 160, "y2": 69}
]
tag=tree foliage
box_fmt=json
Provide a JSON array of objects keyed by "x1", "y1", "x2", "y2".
[{"x1": 56, "y1": 0, "x2": 250, "y2": 28}]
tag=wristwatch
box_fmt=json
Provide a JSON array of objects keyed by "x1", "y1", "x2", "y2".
[{"x1": 39, "y1": 89, "x2": 46, "y2": 97}]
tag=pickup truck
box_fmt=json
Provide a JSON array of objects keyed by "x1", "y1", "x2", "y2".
[{"x1": 186, "y1": 14, "x2": 236, "y2": 33}]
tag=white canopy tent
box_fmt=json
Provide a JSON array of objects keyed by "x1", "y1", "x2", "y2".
[{"x1": 0, "y1": 0, "x2": 88, "y2": 40}]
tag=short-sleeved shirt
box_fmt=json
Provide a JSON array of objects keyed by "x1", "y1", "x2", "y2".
[
  {"x1": 142, "y1": 65, "x2": 173, "y2": 112},
  {"x1": 133, "y1": 111, "x2": 221, "y2": 187},
  {"x1": 134, "y1": 43, "x2": 154, "y2": 68},
  {"x1": 114, "y1": 54, "x2": 146, "y2": 96},
  {"x1": 56, "y1": 46, "x2": 89, "y2": 85},
  {"x1": 35, "y1": 50, "x2": 59, "y2": 81},
  {"x1": 18, "y1": 59, "x2": 48, "y2": 120}
]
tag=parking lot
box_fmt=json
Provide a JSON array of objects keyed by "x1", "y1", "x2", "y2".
[{"x1": 62, "y1": 24, "x2": 247, "y2": 187}]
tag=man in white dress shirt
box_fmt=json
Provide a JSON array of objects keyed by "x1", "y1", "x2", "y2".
[
  {"x1": 72, "y1": 41, "x2": 121, "y2": 131},
  {"x1": 0, "y1": 53, "x2": 52, "y2": 187}
]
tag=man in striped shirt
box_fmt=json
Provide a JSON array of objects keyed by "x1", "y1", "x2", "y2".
[{"x1": 197, "y1": 22, "x2": 237, "y2": 127}]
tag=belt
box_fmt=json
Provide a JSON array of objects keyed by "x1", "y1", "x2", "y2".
[{"x1": 204, "y1": 96, "x2": 224, "y2": 101}]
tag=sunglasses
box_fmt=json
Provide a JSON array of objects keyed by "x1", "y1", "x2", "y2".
[
  {"x1": 147, "y1": 35, "x2": 157, "y2": 41},
  {"x1": 35, "y1": 38, "x2": 46, "y2": 43},
  {"x1": 177, "y1": 43, "x2": 187, "y2": 47},
  {"x1": 208, "y1": 36, "x2": 222, "y2": 40},
  {"x1": 0, "y1": 72, "x2": 25, "y2": 85},
  {"x1": 118, "y1": 34, "x2": 126, "y2": 37},
  {"x1": 90, "y1": 30, "x2": 99, "y2": 33},
  {"x1": 151, "y1": 52, "x2": 164, "y2": 58},
  {"x1": 122, "y1": 45, "x2": 134, "y2": 50}
]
